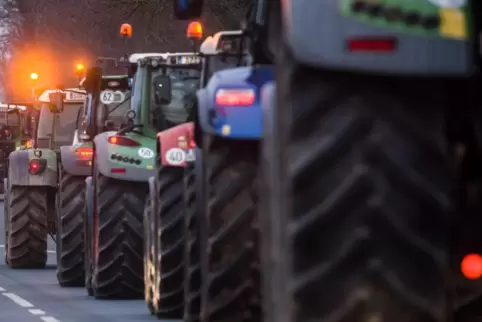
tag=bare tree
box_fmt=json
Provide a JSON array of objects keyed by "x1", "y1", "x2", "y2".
[{"x1": 0, "y1": 0, "x2": 22, "y2": 100}]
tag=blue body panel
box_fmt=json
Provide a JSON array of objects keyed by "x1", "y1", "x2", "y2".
[{"x1": 197, "y1": 65, "x2": 273, "y2": 139}]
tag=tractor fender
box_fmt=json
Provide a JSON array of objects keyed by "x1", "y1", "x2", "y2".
[
  {"x1": 197, "y1": 66, "x2": 273, "y2": 139},
  {"x1": 157, "y1": 122, "x2": 195, "y2": 167},
  {"x1": 8, "y1": 149, "x2": 57, "y2": 187},
  {"x1": 60, "y1": 146, "x2": 92, "y2": 176},
  {"x1": 93, "y1": 132, "x2": 153, "y2": 182}
]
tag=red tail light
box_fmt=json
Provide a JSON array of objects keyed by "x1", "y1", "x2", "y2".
[
  {"x1": 215, "y1": 89, "x2": 255, "y2": 106},
  {"x1": 461, "y1": 253, "x2": 482, "y2": 280},
  {"x1": 347, "y1": 38, "x2": 396, "y2": 53},
  {"x1": 29, "y1": 159, "x2": 46, "y2": 175},
  {"x1": 189, "y1": 140, "x2": 196, "y2": 149},
  {"x1": 75, "y1": 147, "x2": 93, "y2": 158},
  {"x1": 108, "y1": 136, "x2": 140, "y2": 147}
]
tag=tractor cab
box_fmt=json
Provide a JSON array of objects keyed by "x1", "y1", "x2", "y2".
[
  {"x1": 78, "y1": 74, "x2": 131, "y2": 142},
  {"x1": 0, "y1": 103, "x2": 35, "y2": 150},
  {"x1": 130, "y1": 52, "x2": 201, "y2": 137},
  {"x1": 36, "y1": 89, "x2": 86, "y2": 150},
  {"x1": 199, "y1": 30, "x2": 252, "y2": 86}
]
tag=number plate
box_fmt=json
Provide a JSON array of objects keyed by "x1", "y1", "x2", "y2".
[{"x1": 179, "y1": 56, "x2": 200, "y2": 65}]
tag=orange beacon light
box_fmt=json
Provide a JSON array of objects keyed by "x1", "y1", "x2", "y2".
[{"x1": 187, "y1": 21, "x2": 203, "y2": 40}]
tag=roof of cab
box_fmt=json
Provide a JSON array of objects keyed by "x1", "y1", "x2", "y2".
[
  {"x1": 200, "y1": 30, "x2": 243, "y2": 55},
  {"x1": 128, "y1": 52, "x2": 197, "y2": 63},
  {"x1": 0, "y1": 104, "x2": 27, "y2": 111},
  {"x1": 38, "y1": 89, "x2": 86, "y2": 103}
]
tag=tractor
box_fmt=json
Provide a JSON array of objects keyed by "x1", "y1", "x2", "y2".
[
  {"x1": 0, "y1": 103, "x2": 36, "y2": 193},
  {"x1": 4, "y1": 88, "x2": 86, "y2": 268},
  {"x1": 175, "y1": 0, "x2": 482, "y2": 322},
  {"x1": 143, "y1": 24, "x2": 204, "y2": 318},
  {"x1": 55, "y1": 74, "x2": 131, "y2": 287},
  {"x1": 82, "y1": 50, "x2": 200, "y2": 300},
  {"x1": 145, "y1": 23, "x2": 273, "y2": 321}
]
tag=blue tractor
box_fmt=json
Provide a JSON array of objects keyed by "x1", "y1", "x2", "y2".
[{"x1": 191, "y1": 30, "x2": 273, "y2": 321}]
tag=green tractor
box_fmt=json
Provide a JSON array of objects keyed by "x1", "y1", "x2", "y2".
[
  {"x1": 55, "y1": 74, "x2": 131, "y2": 287},
  {"x1": 4, "y1": 88, "x2": 86, "y2": 268},
  {"x1": 0, "y1": 103, "x2": 36, "y2": 193},
  {"x1": 82, "y1": 51, "x2": 199, "y2": 299},
  {"x1": 176, "y1": 0, "x2": 482, "y2": 321},
  {"x1": 141, "y1": 48, "x2": 201, "y2": 316}
]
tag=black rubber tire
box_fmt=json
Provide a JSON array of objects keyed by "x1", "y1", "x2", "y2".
[
  {"x1": 183, "y1": 158, "x2": 201, "y2": 322},
  {"x1": 262, "y1": 44, "x2": 454, "y2": 322},
  {"x1": 143, "y1": 194, "x2": 155, "y2": 313},
  {"x1": 91, "y1": 166, "x2": 147, "y2": 299},
  {"x1": 200, "y1": 139, "x2": 260, "y2": 322},
  {"x1": 6, "y1": 186, "x2": 48, "y2": 268},
  {"x1": 4, "y1": 179, "x2": 9, "y2": 265},
  {"x1": 56, "y1": 167, "x2": 86, "y2": 286},
  {"x1": 84, "y1": 176, "x2": 94, "y2": 296},
  {"x1": 152, "y1": 165, "x2": 184, "y2": 319}
]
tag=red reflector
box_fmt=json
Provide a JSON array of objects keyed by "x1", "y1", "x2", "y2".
[
  {"x1": 111, "y1": 168, "x2": 126, "y2": 173},
  {"x1": 347, "y1": 38, "x2": 396, "y2": 52},
  {"x1": 108, "y1": 136, "x2": 140, "y2": 147},
  {"x1": 75, "y1": 147, "x2": 93, "y2": 157},
  {"x1": 29, "y1": 159, "x2": 45, "y2": 175},
  {"x1": 215, "y1": 89, "x2": 255, "y2": 106}
]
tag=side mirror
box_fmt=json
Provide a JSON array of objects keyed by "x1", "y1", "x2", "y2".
[
  {"x1": 48, "y1": 92, "x2": 64, "y2": 113},
  {"x1": 84, "y1": 67, "x2": 102, "y2": 93},
  {"x1": 153, "y1": 75, "x2": 172, "y2": 105},
  {"x1": 173, "y1": 0, "x2": 203, "y2": 20}
]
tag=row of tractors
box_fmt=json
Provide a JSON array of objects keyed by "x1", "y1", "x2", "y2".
[
  {"x1": 1, "y1": 20, "x2": 271, "y2": 321},
  {"x1": 6, "y1": 0, "x2": 478, "y2": 320}
]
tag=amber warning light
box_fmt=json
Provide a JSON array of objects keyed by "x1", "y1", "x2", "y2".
[
  {"x1": 187, "y1": 21, "x2": 203, "y2": 40},
  {"x1": 30, "y1": 73, "x2": 39, "y2": 80},
  {"x1": 461, "y1": 254, "x2": 482, "y2": 280},
  {"x1": 120, "y1": 23, "x2": 133, "y2": 38}
]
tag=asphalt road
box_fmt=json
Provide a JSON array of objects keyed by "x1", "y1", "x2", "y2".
[{"x1": 0, "y1": 197, "x2": 167, "y2": 322}]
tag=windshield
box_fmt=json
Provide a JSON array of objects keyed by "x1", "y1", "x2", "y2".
[
  {"x1": 0, "y1": 111, "x2": 20, "y2": 126},
  {"x1": 150, "y1": 68, "x2": 200, "y2": 131},
  {"x1": 98, "y1": 91, "x2": 131, "y2": 128},
  {"x1": 55, "y1": 103, "x2": 82, "y2": 146}
]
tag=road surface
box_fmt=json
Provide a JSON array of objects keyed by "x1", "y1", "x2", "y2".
[{"x1": 0, "y1": 197, "x2": 167, "y2": 322}]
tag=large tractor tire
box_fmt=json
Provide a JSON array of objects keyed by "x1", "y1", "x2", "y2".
[
  {"x1": 200, "y1": 139, "x2": 260, "y2": 322},
  {"x1": 91, "y1": 163, "x2": 146, "y2": 299},
  {"x1": 143, "y1": 190, "x2": 155, "y2": 313},
  {"x1": 4, "y1": 178, "x2": 9, "y2": 265},
  {"x1": 56, "y1": 167, "x2": 86, "y2": 286},
  {"x1": 261, "y1": 44, "x2": 454, "y2": 322},
  {"x1": 151, "y1": 165, "x2": 184, "y2": 319},
  {"x1": 6, "y1": 186, "x2": 48, "y2": 268},
  {"x1": 84, "y1": 177, "x2": 94, "y2": 296},
  {"x1": 183, "y1": 157, "x2": 201, "y2": 322}
]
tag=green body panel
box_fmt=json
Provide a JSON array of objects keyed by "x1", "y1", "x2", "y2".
[
  {"x1": 107, "y1": 132, "x2": 156, "y2": 170},
  {"x1": 340, "y1": 0, "x2": 469, "y2": 40},
  {"x1": 8, "y1": 148, "x2": 58, "y2": 187}
]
